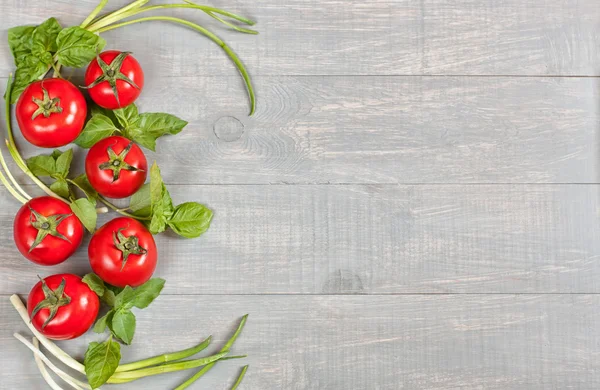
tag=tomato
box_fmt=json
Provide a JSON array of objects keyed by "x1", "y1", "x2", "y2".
[
  {"x1": 14, "y1": 197, "x2": 84, "y2": 266},
  {"x1": 89, "y1": 217, "x2": 157, "y2": 287},
  {"x1": 15, "y1": 78, "x2": 87, "y2": 148},
  {"x1": 85, "y1": 136, "x2": 148, "y2": 199},
  {"x1": 84, "y1": 50, "x2": 144, "y2": 109},
  {"x1": 27, "y1": 273, "x2": 99, "y2": 340}
]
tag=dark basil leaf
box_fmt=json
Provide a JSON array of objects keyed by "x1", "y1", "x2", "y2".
[
  {"x1": 56, "y1": 27, "x2": 106, "y2": 68},
  {"x1": 74, "y1": 114, "x2": 118, "y2": 148},
  {"x1": 31, "y1": 18, "x2": 62, "y2": 64},
  {"x1": 111, "y1": 309, "x2": 136, "y2": 345},
  {"x1": 114, "y1": 286, "x2": 136, "y2": 310},
  {"x1": 114, "y1": 103, "x2": 139, "y2": 128},
  {"x1": 168, "y1": 202, "x2": 213, "y2": 238},
  {"x1": 10, "y1": 58, "x2": 49, "y2": 103},
  {"x1": 84, "y1": 337, "x2": 120, "y2": 388},
  {"x1": 7, "y1": 25, "x2": 35, "y2": 66}
]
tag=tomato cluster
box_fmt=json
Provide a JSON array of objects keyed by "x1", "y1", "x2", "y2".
[{"x1": 14, "y1": 52, "x2": 160, "y2": 340}]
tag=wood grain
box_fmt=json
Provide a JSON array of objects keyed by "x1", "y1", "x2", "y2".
[
  {"x1": 0, "y1": 184, "x2": 598, "y2": 295},
  {"x1": 2, "y1": 294, "x2": 600, "y2": 389},
  {"x1": 1, "y1": 0, "x2": 598, "y2": 77},
  {"x1": 2, "y1": 76, "x2": 598, "y2": 185}
]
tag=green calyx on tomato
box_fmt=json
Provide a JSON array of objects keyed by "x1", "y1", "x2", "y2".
[
  {"x1": 113, "y1": 227, "x2": 147, "y2": 271},
  {"x1": 98, "y1": 141, "x2": 144, "y2": 182},
  {"x1": 28, "y1": 206, "x2": 72, "y2": 252},
  {"x1": 85, "y1": 52, "x2": 140, "y2": 108},
  {"x1": 30, "y1": 277, "x2": 71, "y2": 329},
  {"x1": 31, "y1": 85, "x2": 62, "y2": 120}
]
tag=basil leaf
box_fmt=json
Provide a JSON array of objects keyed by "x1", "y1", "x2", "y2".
[
  {"x1": 133, "y1": 278, "x2": 165, "y2": 309},
  {"x1": 103, "y1": 289, "x2": 117, "y2": 307},
  {"x1": 84, "y1": 337, "x2": 121, "y2": 389},
  {"x1": 168, "y1": 202, "x2": 213, "y2": 238},
  {"x1": 114, "y1": 285, "x2": 136, "y2": 310},
  {"x1": 10, "y1": 58, "x2": 49, "y2": 103},
  {"x1": 150, "y1": 162, "x2": 164, "y2": 207},
  {"x1": 148, "y1": 163, "x2": 174, "y2": 234},
  {"x1": 31, "y1": 18, "x2": 62, "y2": 64},
  {"x1": 50, "y1": 180, "x2": 70, "y2": 198},
  {"x1": 70, "y1": 198, "x2": 97, "y2": 233},
  {"x1": 111, "y1": 309, "x2": 136, "y2": 345},
  {"x1": 93, "y1": 310, "x2": 113, "y2": 333},
  {"x1": 8, "y1": 25, "x2": 35, "y2": 66},
  {"x1": 106, "y1": 284, "x2": 124, "y2": 296},
  {"x1": 26, "y1": 155, "x2": 55, "y2": 177},
  {"x1": 54, "y1": 148, "x2": 73, "y2": 177},
  {"x1": 114, "y1": 104, "x2": 139, "y2": 128},
  {"x1": 74, "y1": 114, "x2": 118, "y2": 148},
  {"x1": 82, "y1": 273, "x2": 106, "y2": 296},
  {"x1": 129, "y1": 183, "x2": 151, "y2": 217},
  {"x1": 126, "y1": 113, "x2": 187, "y2": 151},
  {"x1": 90, "y1": 104, "x2": 119, "y2": 126},
  {"x1": 130, "y1": 131, "x2": 157, "y2": 151},
  {"x1": 56, "y1": 26, "x2": 106, "y2": 68},
  {"x1": 72, "y1": 174, "x2": 98, "y2": 202}
]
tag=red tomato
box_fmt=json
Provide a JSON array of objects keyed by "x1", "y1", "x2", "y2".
[
  {"x1": 89, "y1": 217, "x2": 157, "y2": 287},
  {"x1": 15, "y1": 79, "x2": 87, "y2": 147},
  {"x1": 14, "y1": 197, "x2": 84, "y2": 266},
  {"x1": 84, "y1": 50, "x2": 144, "y2": 109},
  {"x1": 27, "y1": 273, "x2": 99, "y2": 340},
  {"x1": 85, "y1": 136, "x2": 148, "y2": 199}
]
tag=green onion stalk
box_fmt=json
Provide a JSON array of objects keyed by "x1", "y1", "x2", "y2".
[{"x1": 11, "y1": 294, "x2": 248, "y2": 387}]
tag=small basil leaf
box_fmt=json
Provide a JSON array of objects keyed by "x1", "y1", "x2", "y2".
[
  {"x1": 70, "y1": 198, "x2": 97, "y2": 233},
  {"x1": 111, "y1": 309, "x2": 136, "y2": 345},
  {"x1": 149, "y1": 163, "x2": 164, "y2": 207},
  {"x1": 10, "y1": 58, "x2": 50, "y2": 103},
  {"x1": 93, "y1": 310, "x2": 113, "y2": 333},
  {"x1": 90, "y1": 104, "x2": 119, "y2": 125},
  {"x1": 133, "y1": 278, "x2": 165, "y2": 309},
  {"x1": 102, "y1": 289, "x2": 117, "y2": 308},
  {"x1": 130, "y1": 131, "x2": 157, "y2": 151},
  {"x1": 56, "y1": 27, "x2": 106, "y2": 68},
  {"x1": 74, "y1": 114, "x2": 118, "y2": 148},
  {"x1": 168, "y1": 202, "x2": 213, "y2": 238},
  {"x1": 54, "y1": 148, "x2": 73, "y2": 177},
  {"x1": 82, "y1": 273, "x2": 106, "y2": 296},
  {"x1": 114, "y1": 286, "x2": 136, "y2": 310},
  {"x1": 50, "y1": 180, "x2": 70, "y2": 198},
  {"x1": 84, "y1": 337, "x2": 121, "y2": 389},
  {"x1": 31, "y1": 17, "x2": 62, "y2": 63},
  {"x1": 148, "y1": 163, "x2": 174, "y2": 234},
  {"x1": 8, "y1": 25, "x2": 35, "y2": 66},
  {"x1": 26, "y1": 154, "x2": 56, "y2": 177},
  {"x1": 129, "y1": 183, "x2": 151, "y2": 217},
  {"x1": 114, "y1": 103, "x2": 139, "y2": 128},
  {"x1": 138, "y1": 112, "x2": 187, "y2": 137}
]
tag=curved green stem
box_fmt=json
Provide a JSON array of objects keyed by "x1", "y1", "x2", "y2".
[
  {"x1": 116, "y1": 336, "x2": 212, "y2": 372},
  {"x1": 98, "y1": 195, "x2": 151, "y2": 220},
  {"x1": 176, "y1": 315, "x2": 248, "y2": 389},
  {"x1": 87, "y1": 3, "x2": 256, "y2": 32},
  {"x1": 93, "y1": 16, "x2": 256, "y2": 115},
  {"x1": 80, "y1": 0, "x2": 109, "y2": 29},
  {"x1": 231, "y1": 365, "x2": 249, "y2": 390}
]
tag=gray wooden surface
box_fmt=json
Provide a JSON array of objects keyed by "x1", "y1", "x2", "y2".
[{"x1": 0, "y1": 0, "x2": 599, "y2": 389}]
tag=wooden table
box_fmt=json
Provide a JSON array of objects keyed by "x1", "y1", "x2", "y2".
[{"x1": 1, "y1": 0, "x2": 599, "y2": 388}]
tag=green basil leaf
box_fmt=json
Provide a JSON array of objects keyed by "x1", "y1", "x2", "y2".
[
  {"x1": 50, "y1": 180, "x2": 70, "y2": 198},
  {"x1": 70, "y1": 198, "x2": 97, "y2": 233},
  {"x1": 50, "y1": 150, "x2": 62, "y2": 160},
  {"x1": 31, "y1": 18, "x2": 62, "y2": 64},
  {"x1": 54, "y1": 148, "x2": 73, "y2": 177},
  {"x1": 129, "y1": 183, "x2": 151, "y2": 217},
  {"x1": 93, "y1": 310, "x2": 113, "y2": 333},
  {"x1": 114, "y1": 285, "x2": 136, "y2": 310},
  {"x1": 103, "y1": 289, "x2": 117, "y2": 308},
  {"x1": 106, "y1": 284, "x2": 124, "y2": 296},
  {"x1": 168, "y1": 202, "x2": 213, "y2": 238},
  {"x1": 10, "y1": 58, "x2": 50, "y2": 103},
  {"x1": 111, "y1": 309, "x2": 136, "y2": 345},
  {"x1": 130, "y1": 131, "x2": 157, "y2": 151},
  {"x1": 56, "y1": 26, "x2": 106, "y2": 68},
  {"x1": 26, "y1": 154, "x2": 56, "y2": 177},
  {"x1": 148, "y1": 163, "x2": 174, "y2": 234},
  {"x1": 82, "y1": 273, "x2": 106, "y2": 296},
  {"x1": 90, "y1": 104, "x2": 119, "y2": 125},
  {"x1": 114, "y1": 103, "x2": 139, "y2": 128},
  {"x1": 126, "y1": 112, "x2": 187, "y2": 151},
  {"x1": 72, "y1": 174, "x2": 98, "y2": 202},
  {"x1": 133, "y1": 278, "x2": 165, "y2": 309},
  {"x1": 74, "y1": 114, "x2": 118, "y2": 148},
  {"x1": 150, "y1": 162, "x2": 164, "y2": 207},
  {"x1": 8, "y1": 25, "x2": 35, "y2": 66},
  {"x1": 84, "y1": 337, "x2": 121, "y2": 389}
]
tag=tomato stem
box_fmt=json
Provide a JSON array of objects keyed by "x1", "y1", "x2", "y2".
[
  {"x1": 175, "y1": 314, "x2": 248, "y2": 389},
  {"x1": 97, "y1": 195, "x2": 151, "y2": 220},
  {"x1": 92, "y1": 16, "x2": 256, "y2": 115}
]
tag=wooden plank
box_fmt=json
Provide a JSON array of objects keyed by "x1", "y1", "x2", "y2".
[
  {"x1": 1, "y1": 0, "x2": 598, "y2": 76},
  {"x1": 0, "y1": 183, "x2": 598, "y2": 295},
  {"x1": 3, "y1": 76, "x2": 598, "y2": 185},
  {"x1": 1, "y1": 294, "x2": 599, "y2": 389}
]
